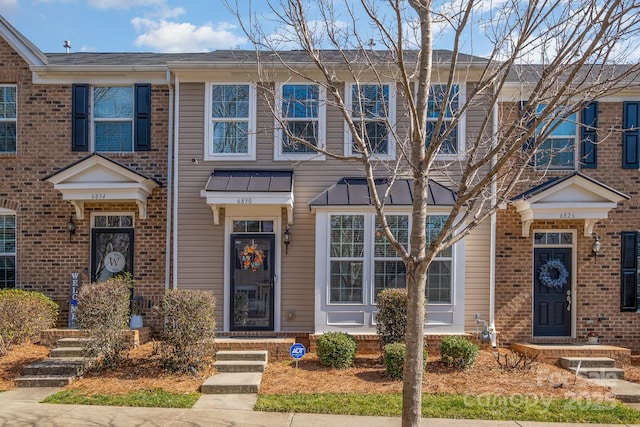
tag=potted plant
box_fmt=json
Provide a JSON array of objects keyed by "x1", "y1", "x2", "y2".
[{"x1": 587, "y1": 331, "x2": 599, "y2": 344}]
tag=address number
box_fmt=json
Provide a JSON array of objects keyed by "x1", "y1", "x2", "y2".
[
  {"x1": 237, "y1": 197, "x2": 252, "y2": 204},
  {"x1": 559, "y1": 212, "x2": 575, "y2": 219},
  {"x1": 92, "y1": 193, "x2": 106, "y2": 200}
]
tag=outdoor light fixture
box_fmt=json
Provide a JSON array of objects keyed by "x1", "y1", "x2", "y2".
[
  {"x1": 592, "y1": 233, "x2": 601, "y2": 260},
  {"x1": 283, "y1": 228, "x2": 291, "y2": 254},
  {"x1": 67, "y1": 216, "x2": 76, "y2": 242}
]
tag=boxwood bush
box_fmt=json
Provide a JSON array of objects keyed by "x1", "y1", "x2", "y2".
[
  {"x1": 376, "y1": 288, "x2": 408, "y2": 350},
  {"x1": 439, "y1": 335, "x2": 479, "y2": 370},
  {"x1": 0, "y1": 289, "x2": 58, "y2": 355},
  {"x1": 316, "y1": 332, "x2": 357, "y2": 369},
  {"x1": 383, "y1": 342, "x2": 428, "y2": 380}
]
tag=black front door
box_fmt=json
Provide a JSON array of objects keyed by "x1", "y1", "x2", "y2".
[
  {"x1": 533, "y1": 248, "x2": 571, "y2": 337},
  {"x1": 91, "y1": 229, "x2": 134, "y2": 283},
  {"x1": 230, "y1": 234, "x2": 275, "y2": 330}
]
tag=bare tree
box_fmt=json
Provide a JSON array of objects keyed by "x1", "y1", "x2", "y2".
[{"x1": 230, "y1": 0, "x2": 640, "y2": 425}]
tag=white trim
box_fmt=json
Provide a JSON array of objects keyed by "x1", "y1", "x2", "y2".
[
  {"x1": 343, "y1": 82, "x2": 397, "y2": 160},
  {"x1": 90, "y1": 212, "x2": 135, "y2": 228},
  {"x1": 172, "y1": 75, "x2": 180, "y2": 289},
  {"x1": 274, "y1": 82, "x2": 326, "y2": 161},
  {"x1": 200, "y1": 190, "x2": 294, "y2": 226},
  {"x1": 532, "y1": 229, "x2": 577, "y2": 339},
  {"x1": 204, "y1": 82, "x2": 256, "y2": 161}
]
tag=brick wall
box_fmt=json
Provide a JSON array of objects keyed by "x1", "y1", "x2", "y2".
[
  {"x1": 0, "y1": 38, "x2": 168, "y2": 333},
  {"x1": 495, "y1": 101, "x2": 640, "y2": 353}
]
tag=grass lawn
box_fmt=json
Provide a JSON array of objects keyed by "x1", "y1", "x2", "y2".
[
  {"x1": 42, "y1": 389, "x2": 200, "y2": 408},
  {"x1": 256, "y1": 393, "x2": 640, "y2": 424}
]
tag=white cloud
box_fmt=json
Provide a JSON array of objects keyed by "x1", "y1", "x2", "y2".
[
  {"x1": 0, "y1": 0, "x2": 19, "y2": 16},
  {"x1": 88, "y1": 0, "x2": 163, "y2": 9},
  {"x1": 132, "y1": 18, "x2": 246, "y2": 52}
]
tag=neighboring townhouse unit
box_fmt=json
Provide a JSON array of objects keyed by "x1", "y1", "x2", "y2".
[{"x1": 0, "y1": 17, "x2": 171, "y2": 331}]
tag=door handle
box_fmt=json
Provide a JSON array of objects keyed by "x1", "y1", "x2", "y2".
[{"x1": 566, "y1": 289, "x2": 571, "y2": 312}]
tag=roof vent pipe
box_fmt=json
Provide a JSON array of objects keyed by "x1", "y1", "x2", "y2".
[{"x1": 63, "y1": 40, "x2": 71, "y2": 53}]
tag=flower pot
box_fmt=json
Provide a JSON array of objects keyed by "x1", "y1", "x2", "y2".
[
  {"x1": 587, "y1": 335, "x2": 599, "y2": 344},
  {"x1": 129, "y1": 314, "x2": 143, "y2": 329}
]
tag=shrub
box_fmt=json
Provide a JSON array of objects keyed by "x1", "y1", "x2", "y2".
[
  {"x1": 376, "y1": 288, "x2": 408, "y2": 350},
  {"x1": 76, "y1": 276, "x2": 132, "y2": 370},
  {"x1": 157, "y1": 289, "x2": 216, "y2": 373},
  {"x1": 439, "y1": 336, "x2": 479, "y2": 370},
  {"x1": 383, "y1": 342, "x2": 428, "y2": 380},
  {"x1": 315, "y1": 332, "x2": 357, "y2": 369},
  {"x1": 0, "y1": 289, "x2": 58, "y2": 355}
]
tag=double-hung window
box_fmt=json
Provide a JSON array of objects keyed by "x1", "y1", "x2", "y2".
[
  {"x1": 207, "y1": 83, "x2": 256, "y2": 161},
  {"x1": 346, "y1": 83, "x2": 395, "y2": 158},
  {"x1": 93, "y1": 87, "x2": 134, "y2": 152},
  {"x1": 426, "y1": 84, "x2": 460, "y2": 155},
  {"x1": 329, "y1": 215, "x2": 365, "y2": 303},
  {"x1": 0, "y1": 212, "x2": 16, "y2": 289},
  {"x1": 534, "y1": 105, "x2": 577, "y2": 170},
  {"x1": 373, "y1": 215, "x2": 408, "y2": 301},
  {"x1": 0, "y1": 85, "x2": 16, "y2": 154},
  {"x1": 426, "y1": 215, "x2": 452, "y2": 303},
  {"x1": 275, "y1": 83, "x2": 325, "y2": 160}
]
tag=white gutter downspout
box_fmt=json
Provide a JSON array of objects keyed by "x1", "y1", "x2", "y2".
[
  {"x1": 171, "y1": 75, "x2": 180, "y2": 289},
  {"x1": 165, "y1": 69, "x2": 174, "y2": 291},
  {"x1": 489, "y1": 92, "x2": 498, "y2": 344}
]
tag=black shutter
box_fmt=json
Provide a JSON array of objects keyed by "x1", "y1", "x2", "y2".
[
  {"x1": 134, "y1": 84, "x2": 151, "y2": 151},
  {"x1": 622, "y1": 101, "x2": 640, "y2": 169},
  {"x1": 580, "y1": 102, "x2": 598, "y2": 169},
  {"x1": 620, "y1": 231, "x2": 638, "y2": 311},
  {"x1": 71, "y1": 84, "x2": 89, "y2": 152}
]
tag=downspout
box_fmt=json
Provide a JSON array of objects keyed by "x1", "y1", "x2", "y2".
[
  {"x1": 165, "y1": 69, "x2": 174, "y2": 291},
  {"x1": 489, "y1": 90, "x2": 498, "y2": 347},
  {"x1": 172, "y1": 75, "x2": 180, "y2": 289}
]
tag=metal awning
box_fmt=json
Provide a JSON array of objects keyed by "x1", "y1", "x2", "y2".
[{"x1": 200, "y1": 170, "x2": 294, "y2": 225}]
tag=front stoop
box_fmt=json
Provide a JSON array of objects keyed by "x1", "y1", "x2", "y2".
[
  {"x1": 202, "y1": 350, "x2": 268, "y2": 394},
  {"x1": 15, "y1": 338, "x2": 92, "y2": 388},
  {"x1": 560, "y1": 357, "x2": 625, "y2": 380}
]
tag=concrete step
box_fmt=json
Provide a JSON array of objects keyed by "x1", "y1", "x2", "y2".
[
  {"x1": 215, "y1": 350, "x2": 268, "y2": 362},
  {"x1": 201, "y1": 372, "x2": 262, "y2": 394},
  {"x1": 560, "y1": 357, "x2": 617, "y2": 369},
  {"x1": 571, "y1": 367, "x2": 625, "y2": 380},
  {"x1": 590, "y1": 379, "x2": 640, "y2": 403},
  {"x1": 56, "y1": 337, "x2": 93, "y2": 348},
  {"x1": 213, "y1": 360, "x2": 266, "y2": 373},
  {"x1": 14, "y1": 375, "x2": 75, "y2": 387},
  {"x1": 50, "y1": 347, "x2": 88, "y2": 358},
  {"x1": 21, "y1": 358, "x2": 91, "y2": 376}
]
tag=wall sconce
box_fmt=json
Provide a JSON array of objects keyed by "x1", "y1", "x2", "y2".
[
  {"x1": 283, "y1": 228, "x2": 291, "y2": 254},
  {"x1": 592, "y1": 233, "x2": 601, "y2": 260},
  {"x1": 67, "y1": 215, "x2": 76, "y2": 242}
]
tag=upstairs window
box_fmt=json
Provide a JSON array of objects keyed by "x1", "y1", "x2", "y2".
[
  {"x1": 207, "y1": 83, "x2": 256, "y2": 161},
  {"x1": 346, "y1": 83, "x2": 395, "y2": 158},
  {"x1": 426, "y1": 84, "x2": 460, "y2": 155},
  {"x1": 0, "y1": 86, "x2": 16, "y2": 154},
  {"x1": 0, "y1": 213, "x2": 16, "y2": 289},
  {"x1": 534, "y1": 105, "x2": 577, "y2": 170},
  {"x1": 275, "y1": 83, "x2": 325, "y2": 160},
  {"x1": 93, "y1": 87, "x2": 134, "y2": 152}
]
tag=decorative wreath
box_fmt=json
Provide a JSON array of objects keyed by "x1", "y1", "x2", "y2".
[
  {"x1": 538, "y1": 258, "x2": 569, "y2": 289},
  {"x1": 240, "y1": 243, "x2": 265, "y2": 272}
]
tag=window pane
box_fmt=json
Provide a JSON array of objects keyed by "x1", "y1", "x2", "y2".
[
  {"x1": 375, "y1": 215, "x2": 408, "y2": 257},
  {"x1": 330, "y1": 215, "x2": 364, "y2": 258},
  {"x1": 283, "y1": 121, "x2": 318, "y2": 152},
  {"x1": 427, "y1": 84, "x2": 458, "y2": 119},
  {"x1": 212, "y1": 85, "x2": 249, "y2": 119},
  {"x1": 282, "y1": 85, "x2": 318, "y2": 118},
  {"x1": 212, "y1": 122, "x2": 248, "y2": 154},
  {"x1": 94, "y1": 87, "x2": 133, "y2": 118},
  {"x1": 0, "y1": 255, "x2": 15, "y2": 289},
  {"x1": 374, "y1": 260, "x2": 406, "y2": 301},
  {"x1": 426, "y1": 121, "x2": 457, "y2": 154},
  {"x1": 330, "y1": 261, "x2": 363, "y2": 303},
  {"x1": 0, "y1": 122, "x2": 16, "y2": 153},
  {"x1": 0, "y1": 86, "x2": 16, "y2": 118},
  {"x1": 0, "y1": 214, "x2": 15, "y2": 289},
  {"x1": 426, "y1": 215, "x2": 451, "y2": 257},
  {"x1": 426, "y1": 260, "x2": 451, "y2": 303},
  {"x1": 536, "y1": 138, "x2": 574, "y2": 169},
  {"x1": 95, "y1": 122, "x2": 133, "y2": 152}
]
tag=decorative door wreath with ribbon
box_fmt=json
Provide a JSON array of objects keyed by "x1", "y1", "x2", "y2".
[
  {"x1": 538, "y1": 258, "x2": 569, "y2": 289},
  {"x1": 240, "y1": 243, "x2": 265, "y2": 272}
]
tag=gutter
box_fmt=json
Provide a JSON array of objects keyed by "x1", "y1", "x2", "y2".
[{"x1": 165, "y1": 69, "x2": 174, "y2": 291}]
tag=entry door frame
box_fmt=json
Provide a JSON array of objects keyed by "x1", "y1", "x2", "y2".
[
  {"x1": 222, "y1": 211, "x2": 282, "y2": 332},
  {"x1": 532, "y1": 229, "x2": 576, "y2": 339}
]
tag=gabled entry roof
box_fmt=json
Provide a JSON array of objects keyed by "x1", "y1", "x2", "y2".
[
  {"x1": 510, "y1": 172, "x2": 629, "y2": 237},
  {"x1": 44, "y1": 153, "x2": 161, "y2": 220},
  {"x1": 309, "y1": 177, "x2": 457, "y2": 207},
  {"x1": 200, "y1": 170, "x2": 294, "y2": 225}
]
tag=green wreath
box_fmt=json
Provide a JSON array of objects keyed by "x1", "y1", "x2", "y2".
[{"x1": 538, "y1": 259, "x2": 569, "y2": 289}]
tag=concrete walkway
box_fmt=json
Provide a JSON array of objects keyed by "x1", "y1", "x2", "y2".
[{"x1": 0, "y1": 387, "x2": 639, "y2": 427}]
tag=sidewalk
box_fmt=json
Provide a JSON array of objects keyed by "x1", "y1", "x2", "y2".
[{"x1": 0, "y1": 387, "x2": 638, "y2": 427}]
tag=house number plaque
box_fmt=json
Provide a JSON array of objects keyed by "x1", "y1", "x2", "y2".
[{"x1": 104, "y1": 251, "x2": 126, "y2": 273}]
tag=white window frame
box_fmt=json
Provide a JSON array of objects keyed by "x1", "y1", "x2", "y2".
[
  {"x1": 0, "y1": 85, "x2": 17, "y2": 154},
  {"x1": 327, "y1": 213, "x2": 368, "y2": 305},
  {"x1": 534, "y1": 105, "x2": 578, "y2": 171},
  {"x1": 205, "y1": 82, "x2": 257, "y2": 161},
  {"x1": 0, "y1": 208, "x2": 16, "y2": 289},
  {"x1": 91, "y1": 212, "x2": 135, "y2": 228},
  {"x1": 425, "y1": 83, "x2": 466, "y2": 160},
  {"x1": 344, "y1": 82, "x2": 396, "y2": 160},
  {"x1": 91, "y1": 86, "x2": 134, "y2": 153},
  {"x1": 274, "y1": 82, "x2": 326, "y2": 161}
]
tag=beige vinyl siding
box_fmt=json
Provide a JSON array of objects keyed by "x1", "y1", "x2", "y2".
[{"x1": 463, "y1": 219, "x2": 491, "y2": 331}]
